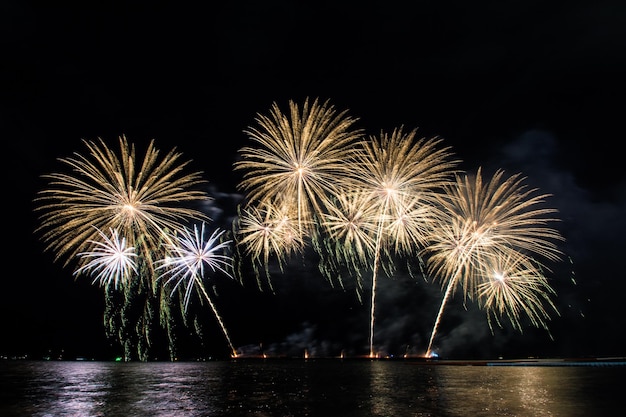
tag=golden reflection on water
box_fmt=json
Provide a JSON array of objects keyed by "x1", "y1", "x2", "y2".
[
  {"x1": 2, "y1": 360, "x2": 622, "y2": 417},
  {"x1": 424, "y1": 365, "x2": 587, "y2": 417}
]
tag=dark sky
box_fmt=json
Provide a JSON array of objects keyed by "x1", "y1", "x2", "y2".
[{"x1": 2, "y1": 1, "x2": 625, "y2": 360}]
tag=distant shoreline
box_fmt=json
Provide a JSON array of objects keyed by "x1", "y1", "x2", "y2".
[
  {"x1": 406, "y1": 357, "x2": 626, "y2": 366},
  {"x1": 3, "y1": 355, "x2": 626, "y2": 366}
]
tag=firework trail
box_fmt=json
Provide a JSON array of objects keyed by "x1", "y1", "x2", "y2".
[
  {"x1": 339, "y1": 127, "x2": 458, "y2": 357},
  {"x1": 235, "y1": 97, "x2": 363, "y2": 237},
  {"x1": 34, "y1": 135, "x2": 210, "y2": 360},
  {"x1": 156, "y1": 222, "x2": 238, "y2": 357},
  {"x1": 422, "y1": 167, "x2": 563, "y2": 357}
]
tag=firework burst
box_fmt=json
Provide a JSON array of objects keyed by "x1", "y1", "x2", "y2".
[
  {"x1": 34, "y1": 135, "x2": 210, "y2": 360},
  {"x1": 476, "y1": 251, "x2": 559, "y2": 333},
  {"x1": 422, "y1": 167, "x2": 564, "y2": 356},
  {"x1": 235, "y1": 97, "x2": 364, "y2": 236},
  {"x1": 35, "y1": 135, "x2": 209, "y2": 269},
  {"x1": 74, "y1": 227, "x2": 138, "y2": 289},
  {"x1": 156, "y1": 222, "x2": 237, "y2": 357},
  {"x1": 314, "y1": 190, "x2": 379, "y2": 299},
  {"x1": 339, "y1": 126, "x2": 459, "y2": 357},
  {"x1": 233, "y1": 200, "x2": 304, "y2": 291}
]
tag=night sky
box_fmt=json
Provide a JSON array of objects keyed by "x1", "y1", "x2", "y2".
[{"x1": 2, "y1": 1, "x2": 625, "y2": 360}]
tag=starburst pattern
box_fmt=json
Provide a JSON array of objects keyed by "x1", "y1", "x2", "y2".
[
  {"x1": 33, "y1": 103, "x2": 568, "y2": 360},
  {"x1": 476, "y1": 252, "x2": 558, "y2": 333},
  {"x1": 320, "y1": 191, "x2": 378, "y2": 267},
  {"x1": 35, "y1": 135, "x2": 209, "y2": 269},
  {"x1": 74, "y1": 227, "x2": 138, "y2": 289},
  {"x1": 385, "y1": 193, "x2": 439, "y2": 256},
  {"x1": 235, "y1": 97, "x2": 364, "y2": 236},
  {"x1": 234, "y1": 201, "x2": 304, "y2": 290},
  {"x1": 339, "y1": 126, "x2": 459, "y2": 357},
  {"x1": 314, "y1": 190, "x2": 379, "y2": 299},
  {"x1": 156, "y1": 222, "x2": 237, "y2": 357},
  {"x1": 422, "y1": 167, "x2": 564, "y2": 356},
  {"x1": 157, "y1": 223, "x2": 234, "y2": 310},
  {"x1": 34, "y1": 135, "x2": 210, "y2": 360}
]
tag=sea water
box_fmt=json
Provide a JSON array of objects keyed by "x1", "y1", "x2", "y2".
[{"x1": 0, "y1": 359, "x2": 623, "y2": 416}]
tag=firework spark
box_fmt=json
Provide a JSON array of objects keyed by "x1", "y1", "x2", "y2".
[
  {"x1": 340, "y1": 127, "x2": 459, "y2": 357},
  {"x1": 314, "y1": 190, "x2": 379, "y2": 299},
  {"x1": 422, "y1": 167, "x2": 564, "y2": 357},
  {"x1": 235, "y1": 97, "x2": 364, "y2": 236},
  {"x1": 34, "y1": 135, "x2": 210, "y2": 360},
  {"x1": 233, "y1": 201, "x2": 304, "y2": 290},
  {"x1": 156, "y1": 222, "x2": 238, "y2": 357},
  {"x1": 35, "y1": 135, "x2": 209, "y2": 269},
  {"x1": 74, "y1": 227, "x2": 138, "y2": 289},
  {"x1": 477, "y1": 251, "x2": 559, "y2": 333}
]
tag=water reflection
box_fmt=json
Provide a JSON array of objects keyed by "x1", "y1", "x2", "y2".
[
  {"x1": 0, "y1": 360, "x2": 623, "y2": 417},
  {"x1": 426, "y1": 366, "x2": 614, "y2": 417},
  {"x1": 369, "y1": 360, "x2": 442, "y2": 415}
]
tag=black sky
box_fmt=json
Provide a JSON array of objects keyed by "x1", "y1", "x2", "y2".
[{"x1": 2, "y1": 1, "x2": 625, "y2": 360}]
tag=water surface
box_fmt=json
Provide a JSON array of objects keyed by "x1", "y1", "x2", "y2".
[{"x1": 1, "y1": 359, "x2": 623, "y2": 416}]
